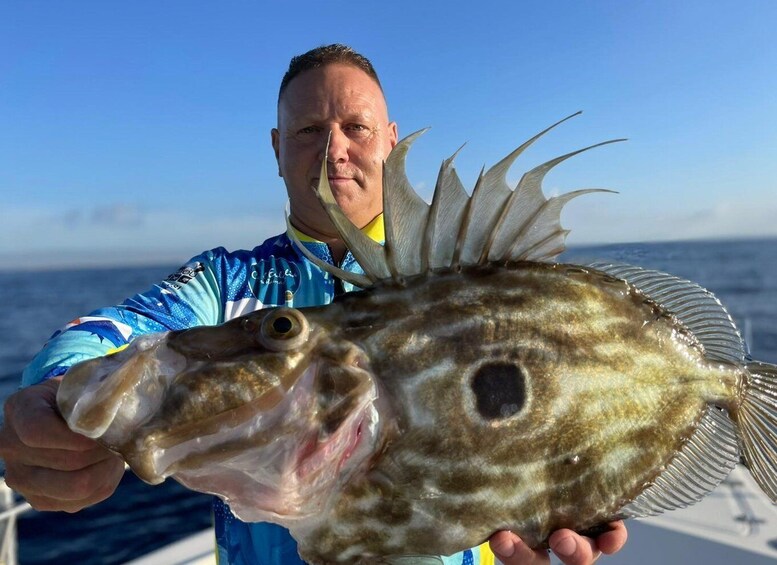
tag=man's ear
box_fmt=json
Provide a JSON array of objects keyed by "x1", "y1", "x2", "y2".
[
  {"x1": 388, "y1": 122, "x2": 398, "y2": 149},
  {"x1": 271, "y1": 128, "x2": 281, "y2": 176}
]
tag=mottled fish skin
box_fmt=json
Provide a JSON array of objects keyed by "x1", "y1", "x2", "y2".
[
  {"x1": 292, "y1": 263, "x2": 742, "y2": 561},
  {"x1": 59, "y1": 260, "x2": 746, "y2": 562},
  {"x1": 56, "y1": 118, "x2": 777, "y2": 565}
]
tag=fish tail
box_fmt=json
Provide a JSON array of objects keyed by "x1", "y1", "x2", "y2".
[{"x1": 738, "y1": 361, "x2": 777, "y2": 502}]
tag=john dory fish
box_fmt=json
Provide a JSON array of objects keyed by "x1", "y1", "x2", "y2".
[{"x1": 57, "y1": 114, "x2": 777, "y2": 564}]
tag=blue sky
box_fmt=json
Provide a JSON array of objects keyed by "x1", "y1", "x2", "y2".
[{"x1": 2, "y1": 1, "x2": 776, "y2": 270}]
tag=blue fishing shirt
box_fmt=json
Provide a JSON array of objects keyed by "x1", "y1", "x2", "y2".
[{"x1": 22, "y1": 218, "x2": 494, "y2": 565}]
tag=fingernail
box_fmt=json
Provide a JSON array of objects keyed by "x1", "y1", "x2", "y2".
[
  {"x1": 491, "y1": 534, "x2": 516, "y2": 557},
  {"x1": 553, "y1": 536, "x2": 577, "y2": 557}
]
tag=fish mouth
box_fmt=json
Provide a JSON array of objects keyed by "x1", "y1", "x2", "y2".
[
  {"x1": 295, "y1": 403, "x2": 376, "y2": 482},
  {"x1": 293, "y1": 347, "x2": 380, "y2": 482},
  {"x1": 157, "y1": 361, "x2": 380, "y2": 525}
]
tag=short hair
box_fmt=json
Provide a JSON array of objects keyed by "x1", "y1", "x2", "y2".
[{"x1": 278, "y1": 44, "x2": 383, "y2": 103}]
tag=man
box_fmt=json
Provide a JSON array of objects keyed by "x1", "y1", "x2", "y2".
[{"x1": 0, "y1": 44, "x2": 627, "y2": 564}]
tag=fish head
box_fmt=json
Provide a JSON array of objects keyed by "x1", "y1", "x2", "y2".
[{"x1": 57, "y1": 305, "x2": 383, "y2": 524}]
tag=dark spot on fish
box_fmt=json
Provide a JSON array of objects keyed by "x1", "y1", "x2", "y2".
[
  {"x1": 272, "y1": 316, "x2": 293, "y2": 334},
  {"x1": 471, "y1": 362, "x2": 525, "y2": 420}
]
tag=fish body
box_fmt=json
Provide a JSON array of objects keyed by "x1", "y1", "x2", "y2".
[{"x1": 57, "y1": 116, "x2": 777, "y2": 564}]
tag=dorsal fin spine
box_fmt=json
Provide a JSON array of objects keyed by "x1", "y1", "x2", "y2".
[
  {"x1": 479, "y1": 187, "x2": 520, "y2": 264},
  {"x1": 515, "y1": 229, "x2": 570, "y2": 262},
  {"x1": 451, "y1": 166, "x2": 486, "y2": 267},
  {"x1": 298, "y1": 117, "x2": 624, "y2": 286},
  {"x1": 382, "y1": 129, "x2": 430, "y2": 282},
  {"x1": 285, "y1": 211, "x2": 373, "y2": 288},
  {"x1": 421, "y1": 158, "x2": 450, "y2": 275},
  {"x1": 315, "y1": 171, "x2": 386, "y2": 282},
  {"x1": 473, "y1": 112, "x2": 583, "y2": 264},
  {"x1": 427, "y1": 149, "x2": 469, "y2": 271},
  {"x1": 381, "y1": 164, "x2": 403, "y2": 282}
]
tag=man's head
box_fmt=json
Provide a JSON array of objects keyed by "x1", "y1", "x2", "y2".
[
  {"x1": 277, "y1": 44, "x2": 384, "y2": 105},
  {"x1": 272, "y1": 44, "x2": 398, "y2": 244}
]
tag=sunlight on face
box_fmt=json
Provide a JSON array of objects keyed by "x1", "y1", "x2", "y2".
[{"x1": 272, "y1": 64, "x2": 398, "y2": 240}]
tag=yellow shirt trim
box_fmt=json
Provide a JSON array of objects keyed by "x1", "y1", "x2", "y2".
[
  {"x1": 105, "y1": 344, "x2": 129, "y2": 356},
  {"x1": 478, "y1": 542, "x2": 496, "y2": 565},
  {"x1": 288, "y1": 214, "x2": 385, "y2": 244}
]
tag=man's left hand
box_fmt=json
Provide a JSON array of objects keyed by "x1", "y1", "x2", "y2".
[{"x1": 489, "y1": 521, "x2": 628, "y2": 565}]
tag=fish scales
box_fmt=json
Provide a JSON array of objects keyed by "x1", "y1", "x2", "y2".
[{"x1": 57, "y1": 118, "x2": 777, "y2": 564}]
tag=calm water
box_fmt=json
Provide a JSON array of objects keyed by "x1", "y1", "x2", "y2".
[{"x1": 1, "y1": 238, "x2": 776, "y2": 563}]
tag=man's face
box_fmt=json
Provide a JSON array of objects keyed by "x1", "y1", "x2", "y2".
[{"x1": 272, "y1": 64, "x2": 398, "y2": 237}]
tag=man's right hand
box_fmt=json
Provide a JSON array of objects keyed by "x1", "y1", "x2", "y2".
[{"x1": 0, "y1": 378, "x2": 124, "y2": 512}]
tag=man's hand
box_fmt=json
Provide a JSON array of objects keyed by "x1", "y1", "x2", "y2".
[
  {"x1": 490, "y1": 522, "x2": 628, "y2": 565},
  {"x1": 0, "y1": 378, "x2": 124, "y2": 512}
]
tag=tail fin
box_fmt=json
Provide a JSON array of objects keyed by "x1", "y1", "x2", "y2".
[{"x1": 739, "y1": 361, "x2": 777, "y2": 502}]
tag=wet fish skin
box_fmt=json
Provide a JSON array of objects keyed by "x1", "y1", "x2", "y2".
[
  {"x1": 61, "y1": 261, "x2": 748, "y2": 562},
  {"x1": 56, "y1": 117, "x2": 777, "y2": 564},
  {"x1": 288, "y1": 263, "x2": 744, "y2": 560}
]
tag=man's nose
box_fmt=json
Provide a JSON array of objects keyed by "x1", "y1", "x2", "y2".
[{"x1": 324, "y1": 127, "x2": 349, "y2": 163}]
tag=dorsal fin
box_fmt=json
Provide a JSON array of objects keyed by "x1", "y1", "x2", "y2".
[
  {"x1": 423, "y1": 145, "x2": 468, "y2": 271},
  {"x1": 285, "y1": 210, "x2": 373, "y2": 289},
  {"x1": 296, "y1": 114, "x2": 623, "y2": 287},
  {"x1": 458, "y1": 112, "x2": 586, "y2": 265},
  {"x1": 383, "y1": 129, "x2": 431, "y2": 281},
  {"x1": 588, "y1": 262, "x2": 746, "y2": 364}
]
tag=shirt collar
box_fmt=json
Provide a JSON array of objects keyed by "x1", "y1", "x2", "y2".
[{"x1": 286, "y1": 213, "x2": 385, "y2": 245}]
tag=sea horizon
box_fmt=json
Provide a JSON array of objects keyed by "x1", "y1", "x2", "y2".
[{"x1": 1, "y1": 234, "x2": 776, "y2": 274}]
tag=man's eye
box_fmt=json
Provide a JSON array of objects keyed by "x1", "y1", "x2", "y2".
[
  {"x1": 345, "y1": 124, "x2": 371, "y2": 136},
  {"x1": 298, "y1": 126, "x2": 319, "y2": 135}
]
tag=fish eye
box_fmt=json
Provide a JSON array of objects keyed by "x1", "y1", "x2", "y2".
[
  {"x1": 272, "y1": 316, "x2": 293, "y2": 334},
  {"x1": 470, "y1": 362, "x2": 526, "y2": 421},
  {"x1": 258, "y1": 308, "x2": 310, "y2": 351}
]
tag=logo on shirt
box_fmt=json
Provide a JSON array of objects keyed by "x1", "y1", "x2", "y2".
[
  {"x1": 162, "y1": 262, "x2": 205, "y2": 292},
  {"x1": 250, "y1": 261, "x2": 301, "y2": 297},
  {"x1": 51, "y1": 317, "x2": 133, "y2": 348}
]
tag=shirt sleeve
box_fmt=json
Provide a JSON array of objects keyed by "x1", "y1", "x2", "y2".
[{"x1": 22, "y1": 251, "x2": 225, "y2": 387}]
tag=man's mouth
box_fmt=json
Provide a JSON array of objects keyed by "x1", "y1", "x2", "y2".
[
  {"x1": 313, "y1": 174, "x2": 357, "y2": 188},
  {"x1": 327, "y1": 176, "x2": 353, "y2": 187}
]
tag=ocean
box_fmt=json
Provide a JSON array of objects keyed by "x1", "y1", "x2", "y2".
[{"x1": 1, "y1": 238, "x2": 776, "y2": 564}]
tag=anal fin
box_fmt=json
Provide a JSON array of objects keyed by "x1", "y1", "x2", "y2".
[{"x1": 620, "y1": 405, "x2": 739, "y2": 518}]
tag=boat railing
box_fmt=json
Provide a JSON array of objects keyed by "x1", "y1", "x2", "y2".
[{"x1": 0, "y1": 477, "x2": 31, "y2": 565}]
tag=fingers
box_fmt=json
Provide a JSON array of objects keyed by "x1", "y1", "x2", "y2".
[
  {"x1": 4, "y1": 451, "x2": 124, "y2": 499},
  {"x1": 0, "y1": 425, "x2": 113, "y2": 471},
  {"x1": 595, "y1": 521, "x2": 628, "y2": 555},
  {"x1": 2, "y1": 379, "x2": 95, "y2": 451},
  {"x1": 548, "y1": 529, "x2": 600, "y2": 565},
  {"x1": 7, "y1": 455, "x2": 125, "y2": 512},
  {"x1": 489, "y1": 531, "x2": 549, "y2": 565},
  {"x1": 0, "y1": 382, "x2": 108, "y2": 470},
  {"x1": 490, "y1": 523, "x2": 629, "y2": 565},
  {"x1": 0, "y1": 379, "x2": 125, "y2": 512}
]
